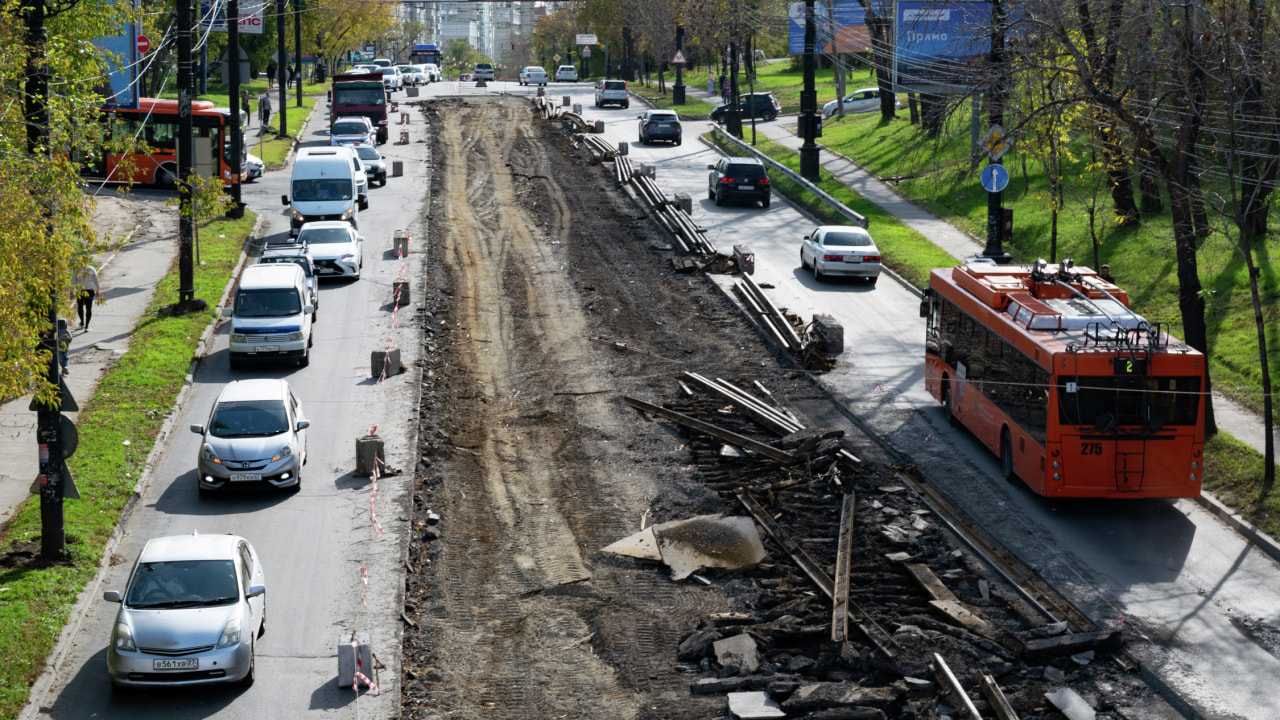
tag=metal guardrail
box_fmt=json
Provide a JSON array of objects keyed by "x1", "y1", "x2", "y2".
[{"x1": 711, "y1": 126, "x2": 868, "y2": 229}]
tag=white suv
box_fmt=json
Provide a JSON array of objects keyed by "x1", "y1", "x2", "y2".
[
  {"x1": 472, "y1": 62, "x2": 495, "y2": 81},
  {"x1": 555, "y1": 65, "x2": 579, "y2": 82}
]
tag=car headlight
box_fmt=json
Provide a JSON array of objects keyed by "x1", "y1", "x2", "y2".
[
  {"x1": 341, "y1": 209, "x2": 354, "y2": 220},
  {"x1": 201, "y1": 444, "x2": 222, "y2": 464},
  {"x1": 287, "y1": 331, "x2": 303, "y2": 341},
  {"x1": 114, "y1": 621, "x2": 136, "y2": 651},
  {"x1": 290, "y1": 209, "x2": 303, "y2": 220},
  {"x1": 231, "y1": 333, "x2": 247, "y2": 343},
  {"x1": 340, "y1": 253, "x2": 355, "y2": 262},
  {"x1": 216, "y1": 614, "x2": 243, "y2": 649},
  {"x1": 273, "y1": 442, "x2": 294, "y2": 462}
]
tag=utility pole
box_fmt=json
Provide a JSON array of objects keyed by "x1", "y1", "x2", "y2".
[
  {"x1": 228, "y1": 0, "x2": 244, "y2": 217},
  {"x1": 276, "y1": 0, "x2": 287, "y2": 136},
  {"x1": 176, "y1": 0, "x2": 197, "y2": 306},
  {"x1": 726, "y1": 39, "x2": 742, "y2": 137},
  {"x1": 800, "y1": 0, "x2": 820, "y2": 180},
  {"x1": 982, "y1": 0, "x2": 1012, "y2": 262},
  {"x1": 672, "y1": 25, "x2": 685, "y2": 104},
  {"x1": 293, "y1": 0, "x2": 302, "y2": 106}
]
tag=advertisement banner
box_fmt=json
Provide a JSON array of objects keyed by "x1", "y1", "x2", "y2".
[
  {"x1": 788, "y1": 0, "x2": 889, "y2": 55},
  {"x1": 93, "y1": 0, "x2": 139, "y2": 109},
  {"x1": 202, "y1": 0, "x2": 267, "y2": 34},
  {"x1": 893, "y1": 0, "x2": 992, "y2": 94}
]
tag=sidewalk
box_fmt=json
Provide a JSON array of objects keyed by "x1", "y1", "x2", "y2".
[
  {"x1": 687, "y1": 84, "x2": 1279, "y2": 469},
  {"x1": 0, "y1": 195, "x2": 178, "y2": 526}
]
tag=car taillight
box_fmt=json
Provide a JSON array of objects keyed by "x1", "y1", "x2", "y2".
[
  {"x1": 865, "y1": 255, "x2": 881, "y2": 262},
  {"x1": 623, "y1": 82, "x2": 628, "y2": 90},
  {"x1": 720, "y1": 177, "x2": 734, "y2": 184},
  {"x1": 823, "y1": 254, "x2": 844, "y2": 261},
  {"x1": 759, "y1": 178, "x2": 770, "y2": 185}
]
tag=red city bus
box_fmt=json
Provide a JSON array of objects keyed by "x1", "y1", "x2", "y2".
[
  {"x1": 79, "y1": 98, "x2": 246, "y2": 188},
  {"x1": 922, "y1": 259, "x2": 1206, "y2": 498}
]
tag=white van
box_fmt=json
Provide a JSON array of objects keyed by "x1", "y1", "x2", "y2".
[
  {"x1": 282, "y1": 147, "x2": 362, "y2": 237},
  {"x1": 223, "y1": 263, "x2": 314, "y2": 369}
]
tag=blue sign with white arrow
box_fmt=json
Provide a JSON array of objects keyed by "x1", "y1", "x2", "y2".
[{"x1": 980, "y1": 164, "x2": 1009, "y2": 193}]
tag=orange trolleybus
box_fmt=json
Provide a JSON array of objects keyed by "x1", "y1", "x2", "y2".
[
  {"x1": 922, "y1": 259, "x2": 1206, "y2": 498},
  {"x1": 79, "y1": 98, "x2": 246, "y2": 188}
]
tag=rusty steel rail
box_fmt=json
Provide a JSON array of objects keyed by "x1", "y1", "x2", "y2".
[
  {"x1": 736, "y1": 273, "x2": 803, "y2": 350},
  {"x1": 615, "y1": 156, "x2": 634, "y2": 185}
]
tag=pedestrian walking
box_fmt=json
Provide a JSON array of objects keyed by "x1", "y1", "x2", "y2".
[
  {"x1": 707, "y1": 69, "x2": 715, "y2": 96},
  {"x1": 266, "y1": 59, "x2": 277, "y2": 88},
  {"x1": 259, "y1": 92, "x2": 272, "y2": 130},
  {"x1": 72, "y1": 263, "x2": 101, "y2": 332},
  {"x1": 241, "y1": 89, "x2": 252, "y2": 128},
  {"x1": 720, "y1": 74, "x2": 730, "y2": 105},
  {"x1": 56, "y1": 318, "x2": 71, "y2": 376}
]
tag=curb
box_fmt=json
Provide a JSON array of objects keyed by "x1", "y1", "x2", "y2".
[
  {"x1": 18, "y1": 212, "x2": 266, "y2": 720},
  {"x1": 1195, "y1": 491, "x2": 1280, "y2": 566}
]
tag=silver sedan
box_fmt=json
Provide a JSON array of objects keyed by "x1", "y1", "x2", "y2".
[
  {"x1": 104, "y1": 532, "x2": 266, "y2": 687},
  {"x1": 799, "y1": 224, "x2": 883, "y2": 283}
]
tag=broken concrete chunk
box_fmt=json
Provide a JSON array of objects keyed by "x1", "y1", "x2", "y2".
[
  {"x1": 691, "y1": 676, "x2": 753, "y2": 694},
  {"x1": 885, "y1": 552, "x2": 914, "y2": 562},
  {"x1": 727, "y1": 690, "x2": 787, "y2": 719},
  {"x1": 720, "y1": 444, "x2": 747, "y2": 458},
  {"x1": 1045, "y1": 687, "x2": 1098, "y2": 720},
  {"x1": 902, "y1": 676, "x2": 934, "y2": 695},
  {"x1": 781, "y1": 682, "x2": 900, "y2": 712},
  {"x1": 601, "y1": 525, "x2": 662, "y2": 561},
  {"x1": 1033, "y1": 620, "x2": 1070, "y2": 637},
  {"x1": 910, "y1": 515, "x2": 931, "y2": 532},
  {"x1": 678, "y1": 629, "x2": 722, "y2": 661},
  {"x1": 654, "y1": 514, "x2": 767, "y2": 581},
  {"x1": 1071, "y1": 650, "x2": 1095, "y2": 666},
  {"x1": 714, "y1": 632, "x2": 761, "y2": 675},
  {"x1": 878, "y1": 485, "x2": 907, "y2": 493},
  {"x1": 1043, "y1": 665, "x2": 1067, "y2": 683}
]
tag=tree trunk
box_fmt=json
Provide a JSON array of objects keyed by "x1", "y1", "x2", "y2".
[{"x1": 869, "y1": 14, "x2": 895, "y2": 118}]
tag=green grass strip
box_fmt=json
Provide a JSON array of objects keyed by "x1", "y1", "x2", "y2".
[{"x1": 0, "y1": 213, "x2": 254, "y2": 719}]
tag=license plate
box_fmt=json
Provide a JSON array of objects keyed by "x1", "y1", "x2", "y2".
[
  {"x1": 153, "y1": 658, "x2": 198, "y2": 671},
  {"x1": 738, "y1": 185, "x2": 754, "y2": 190},
  {"x1": 230, "y1": 473, "x2": 262, "y2": 482},
  {"x1": 315, "y1": 266, "x2": 336, "y2": 274},
  {"x1": 844, "y1": 256, "x2": 862, "y2": 263},
  {"x1": 253, "y1": 345, "x2": 279, "y2": 352}
]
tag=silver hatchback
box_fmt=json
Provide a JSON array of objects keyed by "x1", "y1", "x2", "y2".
[
  {"x1": 191, "y1": 379, "x2": 309, "y2": 494},
  {"x1": 104, "y1": 532, "x2": 266, "y2": 687}
]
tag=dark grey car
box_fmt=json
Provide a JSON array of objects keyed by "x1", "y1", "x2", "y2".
[
  {"x1": 354, "y1": 145, "x2": 387, "y2": 186},
  {"x1": 708, "y1": 156, "x2": 772, "y2": 208},
  {"x1": 638, "y1": 110, "x2": 682, "y2": 145}
]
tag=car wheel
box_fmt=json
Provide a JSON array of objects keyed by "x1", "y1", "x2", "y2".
[
  {"x1": 800, "y1": 249, "x2": 809, "y2": 270},
  {"x1": 868, "y1": 275, "x2": 879, "y2": 285},
  {"x1": 241, "y1": 641, "x2": 256, "y2": 687},
  {"x1": 676, "y1": 138, "x2": 682, "y2": 146},
  {"x1": 298, "y1": 349, "x2": 310, "y2": 368},
  {"x1": 814, "y1": 262, "x2": 824, "y2": 281},
  {"x1": 258, "y1": 602, "x2": 267, "y2": 637},
  {"x1": 624, "y1": 101, "x2": 630, "y2": 108},
  {"x1": 765, "y1": 110, "x2": 778, "y2": 121},
  {"x1": 1001, "y1": 428, "x2": 1017, "y2": 484},
  {"x1": 708, "y1": 187, "x2": 716, "y2": 200},
  {"x1": 714, "y1": 190, "x2": 724, "y2": 207},
  {"x1": 761, "y1": 196, "x2": 770, "y2": 208}
]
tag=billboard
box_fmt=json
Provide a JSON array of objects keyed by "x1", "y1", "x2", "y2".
[
  {"x1": 893, "y1": 0, "x2": 992, "y2": 94},
  {"x1": 788, "y1": 0, "x2": 890, "y2": 55},
  {"x1": 93, "y1": 0, "x2": 139, "y2": 109},
  {"x1": 202, "y1": 0, "x2": 268, "y2": 35}
]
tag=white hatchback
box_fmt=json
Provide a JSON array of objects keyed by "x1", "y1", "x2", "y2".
[
  {"x1": 520, "y1": 66, "x2": 548, "y2": 86},
  {"x1": 298, "y1": 220, "x2": 364, "y2": 279},
  {"x1": 555, "y1": 65, "x2": 578, "y2": 82},
  {"x1": 799, "y1": 225, "x2": 883, "y2": 284}
]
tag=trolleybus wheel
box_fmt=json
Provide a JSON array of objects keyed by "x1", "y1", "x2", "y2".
[
  {"x1": 941, "y1": 381, "x2": 958, "y2": 427},
  {"x1": 1000, "y1": 428, "x2": 1017, "y2": 484}
]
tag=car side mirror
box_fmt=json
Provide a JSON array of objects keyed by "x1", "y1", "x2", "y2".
[
  {"x1": 190, "y1": 424, "x2": 205, "y2": 435},
  {"x1": 247, "y1": 584, "x2": 266, "y2": 599},
  {"x1": 304, "y1": 304, "x2": 315, "y2": 315},
  {"x1": 281, "y1": 194, "x2": 289, "y2": 206},
  {"x1": 296, "y1": 419, "x2": 311, "y2": 431},
  {"x1": 103, "y1": 590, "x2": 122, "y2": 603},
  {"x1": 707, "y1": 164, "x2": 716, "y2": 170}
]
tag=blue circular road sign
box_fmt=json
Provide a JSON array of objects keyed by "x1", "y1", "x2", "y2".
[{"x1": 980, "y1": 164, "x2": 1010, "y2": 193}]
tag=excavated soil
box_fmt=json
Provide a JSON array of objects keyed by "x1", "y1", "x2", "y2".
[{"x1": 399, "y1": 97, "x2": 1170, "y2": 720}]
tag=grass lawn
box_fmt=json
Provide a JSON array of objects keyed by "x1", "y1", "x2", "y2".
[
  {"x1": 721, "y1": 60, "x2": 1279, "y2": 531},
  {"x1": 0, "y1": 214, "x2": 253, "y2": 719}
]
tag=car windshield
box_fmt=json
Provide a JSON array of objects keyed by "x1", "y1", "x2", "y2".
[
  {"x1": 476, "y1": 64, "x2": 492, "y2": 70},
  {"x1": 300, "y1": 227, "x2": 354, "y2": 245},
  {"x1": 822, "y1": 231, "x2": 873, "y2": 247},
  {"x1": 210, "y1": 398, "x2": 290, "y2": 438},
  {"x1": 397, "y1": 66, "x2": 413, "y2": 72},
  {"x1": 356, "y1": 147, "x2": 380, "y2": 161},
  {"x1": 126, "y1": 560, "x2": 240, "y2": 609},
  {"x1": 293, "y1": 178, "x2": 352, "y2": 202},
  {"x1": 235, "y1": 287, "x2": 302, "y2": 317},
  {"x1": 333, "y1": 122, "x2": 368, "y2": 135}
]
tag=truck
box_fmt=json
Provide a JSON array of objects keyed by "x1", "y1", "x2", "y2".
[{"x1": 330, "y1": 73, "x2": 388, "y2": 145}]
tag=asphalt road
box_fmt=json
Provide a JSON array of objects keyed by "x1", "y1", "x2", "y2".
[
  {"x1": 550, "y1": 79, "x2": 1280, "y2": 720},
  {"x1": 28, "y1": 93, "x2": 426, "y2": 718}
]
